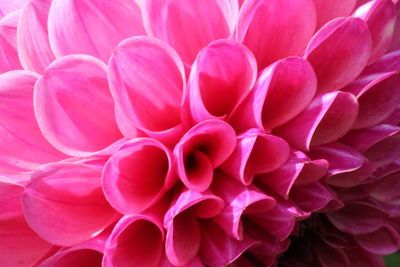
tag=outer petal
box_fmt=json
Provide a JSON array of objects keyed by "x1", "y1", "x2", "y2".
[
  {"x1": 275, "y1": 91, "x2": 359, "y2": 151},
  {"x1": 0, "y1": 10, "x2": 21, "y2": 73},
  {"x1": 34, "y1": 55, "x2": 122, "y2": 157},
  {"x1": 235, "y1": 0, "x2": 316, "y2": 69},
  {"x1": 345, "y1": 247, "x2": 385, "y2": 267},
  {"x1": 304, "y1": 17, "x2": 372, "y2": 93},
  {"x1": 355, "y1": 226, "x2": 400, "y2": 255},
  {"x1": 312, "y1": 0, "x2": 356, "y2": 28},
  {"x1": 22, "y1": 163, "x2": 118, "y2": 246},
  {"x1": 188, "y1": 40, "x2": 257, "y2": 123},
  {"x1": 369, "y1": 169, "x2": 400, "y2": 201},
  {"x1": 48, "y1": 0, "x2": 145, "y2": 62},
  {"x1": 143, "y1": 0, "x2": 238, "y2": 64},
  {"x1": 0, "y1": 0, "x2": 29, "y2": 17},
  {"x1": 0, "y1": 71, "x2": 65, "y2": 175},
  {"x1": 109, "y1": 37, "x2": 185, "y2": 145},
  {"x1": 389, "y1": 1, "x2": 400, "y2": 51},
  {"x1": 362, "y1": 49, "x2": 400, "y2": 74},
  {"x1": 18, "y1": 0, "x2": 55, "y2": 73}
]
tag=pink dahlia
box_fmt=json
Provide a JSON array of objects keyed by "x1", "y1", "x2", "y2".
[{"x1": 1, "y1": 0, "x2": 400, "y2": 266}]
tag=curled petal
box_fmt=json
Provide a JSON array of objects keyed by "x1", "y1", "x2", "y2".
[
  {"x1": 174, "y1": 120, "x2": 236, "y2": 191},
  {"x1": 275, "y1": 91, "x2": 359, "y2": 151},
  {"x1": 304, "y1": 17, "x2": 372, "y2": 93},
  {"x1": 48, "y1": 0, "x2": 145, "y2": 62},
  {"x1": 0, "y1": 10, "x2": 21, "y2": 73},
  {"x1": 363, "y1": 49, "x2": 400, "y2": 75},
  {"x1": 188, "y1": 40, "x2": 257, "y2": 123},
  {"x1": 22, "y1": 163, "x2": 118, "y2": 246},
  {"x1": 235, "y1": 0, "x2": 316, "y2": 69},
  {"x1": 355, "y1": 226, "x2": 400, "y2": 255},
  {"x1": 109, "y1": 36, "x2": 185, "y2": 145},
  {"x1": 312, "y1": 0, "x2": 356, "y2": 28},
  {"x1": 34, "y1": 55, "x2": 122, "y2": 157}
]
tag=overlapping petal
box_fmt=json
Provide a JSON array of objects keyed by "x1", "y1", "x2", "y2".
[
  {"x1": 312, "y1": 0, "x2": 356, "y2": 28},
  {"x1": 0, "y1": 10, "x2": 21, "y2": 73}
]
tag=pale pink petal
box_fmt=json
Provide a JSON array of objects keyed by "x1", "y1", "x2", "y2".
[
  {"x1": 22, "y1": 163, "x2": 118, "y2": 246},
  {"x1": 188, "y1": 40, "x2": 257, "y2": 123},
  {"x1": 304, "y1": 17, "x2": 372, "y2": 93},
  {"x1": 0, "y1": 10, "x2": 22, "y2": 73},
  {"x1": 17, "y1": 0, "x2": 55, "y2": 73},
  {"x1": 143, "y1": 0, "x2": 238, "y2": 64},
  {"x1": 230, "y1": 57, "x2": 317, "y2": 132},
  {"x1": 355, "y1": 226, "x2": 400, "y2": 255},
  {"x1": 275, "y1": 91, "x2": 359, "y2": 151},
  {"x1": 102, "y1": 138, "x2": 176, "y2": 214},
  {"x1": 34, "y1": 55, "x2": 122, "y2": 157},
  {"x1": 0, "y1": 0, "x2": 29, "y2": 16},
  {"x1": 48, "y1": 0, "x2": 145, "y2": 62},
  {"x1": 212, "y1": 172, "x2": 276, "y2": 240},
  {"x1": 235, "y1": 0, "x2": 316, "y2": 69},
  {"x1": 174, "y1": 120, "x2": 236, "y2": 192},
  {"x1": 220, "y1": 129, "x2": 290, "y2": 185},
  {"x1": 103, "y1": 215, "x2": 164, "y2": 267},
  {"x1": 0, "y1": 71, "x2": 65, "y2": 175},
  {"x1": 354, "y1": 0, "x2": 396, "y2": 63},
  {"x1": 313, "y1": 0, "x2": 356, "y2": 28},
  {"x1": 109, "y1": 36, "x2": 185, "y2": 146}
]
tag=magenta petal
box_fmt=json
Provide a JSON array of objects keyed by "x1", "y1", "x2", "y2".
[
  {"x1": 317, "y1": 247, "x2": 350, "y2": 267},
  {"x1": 48, "y1": 0, "x2": 145, "y2": 62},
  {"x1": 312, "y1": 0, "x2": 356, "y2": 28},
  {"x1": 275, "y1": 91, "x2": 359, "y2": 150},
  {"x1": 235, "y1": 0, "x2": 316, "y2": 69},
  {"x1": 363, "y1": 49, "x2": 400, "y2": 75},
  {"x1": 0, "y1": 71, "x2": 65, "y2": 175},
  {"x1": 22, "y1": 163, "x2": 118, "y2": 246},
  {"x1": 102, "y1": 138, "x2": 176, "y2": 214},
  {"x1": 354, "y1": 0, "x2": 396, "y2": 63},
  {"x1": 355, "y1": 226, "x2": 400, "y2": 255},
  {"x1": 143, "y1": 0, "x2": 237, "y2": 64},
  {"x1": 34, "y1": 55, "x2": 122, "y2": 157},
  {"x1": 109, "y1": 37, "x2": 185, "y2": 145},
  {"x1": 104, "y1": 215, "x2": 164, "y2": 267},
  {"x1": 304, "y1": 17, "x2": 372, "y2": 93},
  {"x1": 174, "y1": 120, "x2": 236, "y2": 191},
  {"x1": 188, "y1": 40, "x2": 257, "y2": 123},
  {"x1": 0, "y1": 10, "x2": 22, "y2": 73},
  {"x1": 220, "y1": 129, "x2": 290, "y2": 185},
  {"x1": 389, "y1": 1, "x2": 400, "y2": 51},
  {"x1": 369, "y1": 169, "x2": 400, "y2": 201},
  {"x1": 345, "y1": 247, "x2": 385, "y2": 267}
]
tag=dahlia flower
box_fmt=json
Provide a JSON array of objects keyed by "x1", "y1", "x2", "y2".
[{"x1": 1, "y1": 0, "x2": 400, "y2": 266}]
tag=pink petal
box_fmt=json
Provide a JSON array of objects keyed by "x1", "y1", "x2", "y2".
[
  {"x1": 212, "y1": 172, "x2": 276, "y2": 240},
  {"x1": 369, "y1": 169, "x2": 400, "y2": 201},
  {"x1": 34, "y1": 55, "x2": 122, "y2": 157},
  {"x1": 345, "y1": 247, "x2": 385, "y2": 267},
  {"x1": 0, "y1": 0, "x2": 29, "y2": 16},
  {"x1": 22, "y1": 163, "x2": 118, "y2": 246},
  {"x1": 102, "y1": 138, "x2": 176, "y2": 214},
  {"x1": 354, "y1": 0, "x2": 396, "y2": 63},
  {"x1": 355, "y1": 226, "x2": 400, "y2": 254},
  {"x1": 0, "y1": 10, "x2": 22, "y2": 73},
  {"x1": 188, "y1": 40, "x2": 257, "y2": 123},
  {"x1": 235, "y1": 0, "x2": 316, "y2": 69},
  {"x1": 389, "y1": 1, "x2": 400, "y2": 51},
  {"x1": 304, "y1": 17, "x2": 372, "y2": 93},
  {"x1": 103, "y1": 215, "x2": 164, "y2": 267},
  {"x1": 312, "y1": 0, "x2": 356, "y2": 29},
  {"x1": 230, "y1": 57, "x2": 317, "y2": 132},
  {"x1": 159, "y1": 252, "x2": 204, "y2": 267},
  {"x1": 48, "y1": 0, "x2": 145, "y2": 62},
  {"x1": 0, "y1": 71, "x2": 65, "y2": 175},
  {"x1": 275, "y1": 91, "x2": 359, "y2": 151},
  {"x1": 174, "y1": 120, "x2": 236, "y2": 192},
  {"x1": 363, "y1": 49, "x2": 400, "y2": 75},
  {"x1": 17, "y1": 0, "x2": 55, "y2": 73},
  {"x1": 143, "y1": 0, "x2": 238, "y2": 64},
  {"x1": 317, "y1": 247, "x2": 350, "y2": 267},
  {"x1": 109, "y1": 36, "x2": 185, "y2": 146}
]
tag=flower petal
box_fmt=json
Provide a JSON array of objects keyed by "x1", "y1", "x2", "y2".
[
  {"x1": 363, "y1": 49, "x2": 400, "y2": 75},
  {"x1": 304, "y1": 17, "x2": 372, "y2": 93},
  {"x1": 389, "y1": 1, "x2": 400, "y2": 51},
  {"x1": 34, "y1": 55, "x2": 122, "y2": 157},
  {"x1": 0, "y1": 10, "x2": 22, "y2": 73},
  {"x1": 48, "y1": 0, "x2": 145, "y2": 62},
  {"x1": 235, "y1": 0, "x2": 316, "y2": 69},
  {"x1": 355, "y1": 226, "x2": 400, "y2": 255},
  {"x1": 0, "y1": 0, "x2": 29, "y2": 16},
  {"x1": 312, "y1": 0, "x2": 356, "y2": 28}
]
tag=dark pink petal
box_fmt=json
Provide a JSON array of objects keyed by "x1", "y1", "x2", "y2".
[
  {"x1": 174, "y1": 120, "x2": 236, "y2": 191},
  {"x1": 102, "y1": 138, "x2": 176, "y2": 214},
  {"x1": 212, "y1": 172, "x2": 276, "y2": 240},
  {"x1": 104, "y1": 215, "x2": 164, "y2": 267},
  {"x1": 48, "y1": 0, "x2": 145, "y2": 62},
  {"x1": 220, "y1": 129, "x2": 289, "y2": 185},
  {"x1": 275, "y1": 91, "x2": 359, "y2": 151},
  {"x1": 34, "y1": 55, "x2": 122, "y2": 157},
  {"x1": 317, "y1": 247, "x2": 350, "y2": 267},
  {"x1": 389, "y1": 1, "x2": 400, "y2": 51},
  {"x1": 188, "y1": 40, "x2": 257, "y2": 123},
  {"x1": 231, "y1": 57, "x2": 317, "y2": 132},
  {"x1": 22, "y1": 163, "x2": 118, "y2": 246},
  {"x1": 304, "y1": 17, "x2": 372, "y2": 93},
  {"x1": 0, "y1": 0, "x2": 29, "y2": 16},
  {"x1": 345, "y1": 247, "x2": 385, "y2": 267},
  {"x1": 143, "y1": 0, "x2": 238, "y2": 64},
  {"x1": 200, "y1": 220, "x2": 258, "y2": 267},
  {"x1": 159, "y1": 252, "x2": 204, "y2": 267},
  {"x1": 235, "y1": 0, "x2": 316, "y2": 69},
  {"x1": 109, "y1": 36, "x2": 185, "y2": 145},
  {"x1": 313, "y1": 0, "x2": 356, "y2": 28},
  {"x1": 355, "y1": 226, "x2": 400, "y2": 254},
  {"x1": 369, "y1": 169, "x2": 400, "y2": 201},
  {"x1": 362, "y1": 49, "x2": 400, "y2": 75},
  {"x1": 310, "y1": 143, "x2": 374, "y2": 187},
  {"x1": 0, "y1": 10, "x2": 22, "y2": 73},
  {"x1": 0, "y1": 71, "x2": 65, "y2": 175},
  {"x1": 18, "y1": 0, "x2": 55, "y2": 73},
  {"x1": 354, "y1": 0, "x2": 396, "y2": 63}
]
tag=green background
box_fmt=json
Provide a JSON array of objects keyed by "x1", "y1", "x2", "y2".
[{"x1": 385, "y1": 252, "x2": 400, "y2": 266}]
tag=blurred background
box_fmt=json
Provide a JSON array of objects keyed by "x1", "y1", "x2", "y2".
[{"x1": 385, "y1": 251, "x2": 400, "y2": 266}]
